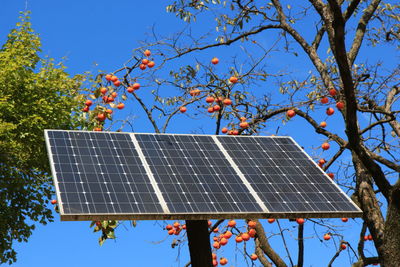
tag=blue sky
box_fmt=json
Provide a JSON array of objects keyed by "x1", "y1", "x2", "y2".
[{"x1": 2, "y1": 0, "x2": 395, "y2": 266}]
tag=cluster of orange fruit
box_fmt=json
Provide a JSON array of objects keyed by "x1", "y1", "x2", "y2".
[
  {"x1": 179, "y1": 57, "x2": 249, "y2": 135},
  {"x1": 286, "y1": 90, "x2": 343, "y2": 120},
  {"x1": 139, "y1": 50, "x2": 155, "y2": 70},
  {"x1": 211, "y1": 220, "x2": 258, "y2": 266},
  {"x1": 160, "y1": 217, "x2": 352, "y2": 266},
  {"x1": 165, "y1": 221, "x2": 186, "y2": 235},
  {"x1": 81, "y1": 49, "x2": 155, "y2": 131}
]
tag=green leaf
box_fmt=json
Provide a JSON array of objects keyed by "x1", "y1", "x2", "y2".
[
  {"x1": 106, "y1": 230, "x2": 115, "y2": 239},
  {"x1": 99, "y1": 236, "x2": 106, "y2": 246}
]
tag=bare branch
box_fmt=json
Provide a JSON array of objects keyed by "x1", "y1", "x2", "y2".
[
  {"x1": 326, "y1": 0, "x2": 392, "y2": 200},
  {"x1": 384, "y1": 85, "x2": 400, "y2": 137},
  {"x1": 253, "y1": 219, "x2": 287, "y2": 267},
  {"x1": 276, "y1": 220, "x2": 294, "y2": 267},
  {"x1": 368, "y1": 152, "x2": 400, "y2": 173},
  {"x1": 327, "y1": 245, "x2": 344, "y2": 267},
  {"x1": 166, "y1": 24, "x2": 282, "y2": 61},
  {"x1": 273, "y1": 0, "x2": 334, "y2": 89},
  {"x1": 131, "y1": 91, "x2": 160, "y2": 133},
  {"x1": 255, "y1": 238, "x2": 273, "y2": 267},
  {"x1": 360, "y1": 117, "x2": 396, "y2": 135},
  {"x1": 348, "y1": 0, "x2": 382, "y2": 65},
  {"x1": 323, "y1": 147, "x2": 346, "y2": 171}
]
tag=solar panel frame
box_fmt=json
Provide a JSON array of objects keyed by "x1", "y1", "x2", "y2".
[{"x1": 45, "y1": 130, "x2": 362, "y2": 221}]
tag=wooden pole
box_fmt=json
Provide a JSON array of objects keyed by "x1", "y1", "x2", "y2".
[{"x1": 186, "y1": 220, "x2": 213, "y2": 267}]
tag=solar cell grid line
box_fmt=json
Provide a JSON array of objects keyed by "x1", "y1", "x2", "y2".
[
  {"x1": 68, "y1": 131, "x2": 101, "y2": 214},
  {"x1": 212, "y1": 136, "x2": 269, "y2": 213},
  {"x1": 45, "y1": 130, "x2": 164, "y2": 220},
  {"x1": 217, "y1": 135, "x2": 362, "y2": 216},
  {"x1": 129, "y1": 134, "x2": 170, "y2": 214},
  {"x1": 135, "y1": 133, "x2": 264, "y2": 214}
]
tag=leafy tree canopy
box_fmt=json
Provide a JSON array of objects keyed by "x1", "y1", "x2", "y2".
[{"x1": 0, "y1": 12, "x2": 85, "y2": 264}]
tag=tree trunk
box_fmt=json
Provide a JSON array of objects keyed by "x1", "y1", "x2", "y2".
[
  {"x1": 383, "y1": 182, "x2": 400, "y2": 267},
  {"x1": 351, "y1": 153, "x2": 400, "y2": 266},
  {"x1": 186, "y1": 220, "x2": 213, "y2": 267},
  {"x1": 352, "y1": 153, "x2": 385, "y2": 259}
]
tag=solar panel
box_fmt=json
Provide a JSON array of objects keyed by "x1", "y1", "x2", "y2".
[
  {"x1": 45, "y1": 130, "x2": 362, "y2": 221},
  {"x1": 217, "y1": 136, "x2": 361, "y2": 215}
]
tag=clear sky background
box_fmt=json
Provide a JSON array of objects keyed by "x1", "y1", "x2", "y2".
[{"x1": 1, "y1": 0, "x2": 396, "y2": 266}]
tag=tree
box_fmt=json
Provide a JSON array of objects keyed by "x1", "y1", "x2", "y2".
[
  {"x1": 0, "y1": 13, "x2": 84, "y2": 264},
  {"x1": 80, "y1": 1, "x2": 398, "y2": 266}
]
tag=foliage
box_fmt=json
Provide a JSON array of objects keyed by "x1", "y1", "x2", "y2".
[{"x1": 0, "y1": 12, "x2": 84, "y2": 264}]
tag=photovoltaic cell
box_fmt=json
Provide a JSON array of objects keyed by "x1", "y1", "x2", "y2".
[
  {"x1": 47, "y1": 131, "x2": 163, "y2": 217},
  {"x1": 217, "y1": 136, "x2": 360, "y2": 213},
  {"x1": 45, "y1": 130, "x2": 362, "y2": 220},
  {"x1": 135, "y1": 134, "x2": 263, "y2": 213}
]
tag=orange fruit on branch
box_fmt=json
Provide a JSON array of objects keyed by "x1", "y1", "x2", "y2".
[
  {"x1": 329, "y1": 89, "x2": 337, "y2": 96},
  {"x1": 247, "y1": 220, "x2": 257, "y2": 228},
  {"x1": 287, "y1": 109, "x2": 296, "y2": 118},
  {"x1": 206, "y1": 96, "x2": 215, "y2": 103},
  {"x1": 239, "y1": 121, "x2": 249, "y2": 129},
  {"x1": 223, "y1": 98, "x2": 232, "y2": 105},
  {"x1": 228, "y1": 220, "x2": 236, "y2": 227},
  {"x1": 100, "y1": 87, "x2": 108, "y2": 95},
  {"x1": 326, "y1": 107, "x2": 335, "y2": 116},
  {"x1": 323, "y1": 233, "x2": 331, "y2": 240},
  {"x1": 229, "y1": 76, "x2": 238, "y2": 84},
  {"x1": 213, "y1": 105, "x2": 221, "y2": 111},
  {"x1": 321, "y1": 97, "x2": 329, "y2": 104},
  {"x1": 133, "y1": 83, "x2": 140, "y2": 90},
  {"x1": 321, "y1": 142, "x2": 330, "y2": 150},
  {"x1": 211, "y1": 57, "x2": 219, "y2": 65},
  {"x1": 97, "y1": 113, "x2": 106, "y2": 121},
  {"x1": 336, "y1": 101, "x2": 344, "y2": 110},
  {"x1": 144, "y1": 49, "x2": 151, "y2": 57}
]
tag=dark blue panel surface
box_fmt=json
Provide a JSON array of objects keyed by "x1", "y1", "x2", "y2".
[
  {"x1": 47, "y1": 131, "x2": 162, "y2": 215},
  {"x1": 136, "y1": 134, "x2": 263, "y2": 213},
  {"x1": 217, "y1": 136, "x2": 359, "y2": 213}
]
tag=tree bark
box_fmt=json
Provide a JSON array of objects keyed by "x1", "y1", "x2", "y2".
[
  {"x1": 352, "y1": 152, "x2": 385, "y2": 261},
  {"x1": 383, "y1": 182, "x2": 400, "y2": 267},
  {"x1": 186, "y1": 220, "x2": 213, "y2": 267}
]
